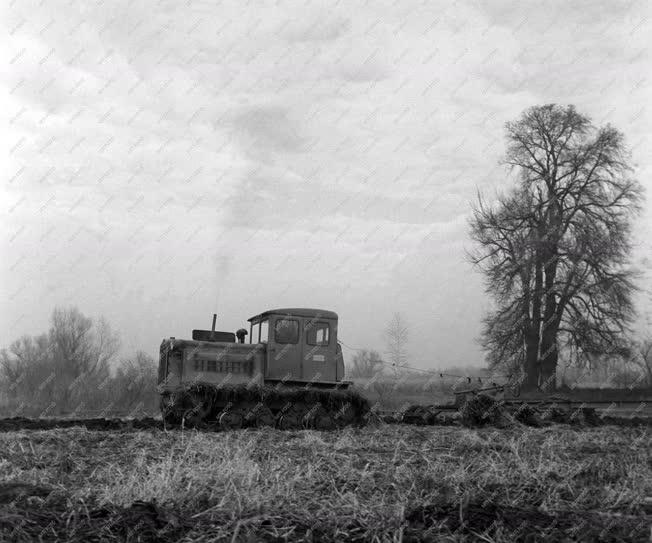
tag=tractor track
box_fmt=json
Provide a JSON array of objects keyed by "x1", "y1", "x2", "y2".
[{"x1": 0, "y1": 399, "x2": 650, "y2": 432}]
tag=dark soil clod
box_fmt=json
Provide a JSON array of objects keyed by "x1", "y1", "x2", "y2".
[{"x1": 460, "y1": 394, "x2": 504, "y2": 427}]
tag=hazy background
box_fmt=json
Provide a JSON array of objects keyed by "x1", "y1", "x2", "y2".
[{"x1": 3, "y1": 0, "x2": 651, "y2": 369}]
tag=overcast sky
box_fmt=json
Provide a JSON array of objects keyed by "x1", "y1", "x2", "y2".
[{"x1": 2, "y1": 0, "x2": 651, "y2": 370}]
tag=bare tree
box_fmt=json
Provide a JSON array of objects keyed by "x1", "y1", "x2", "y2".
[
  {"x1": 630, "y1": 338, "x2": 652, "y2": 386},
  {"x1": 385, "y1": 313, "x2": 408, "y2": 374},
  {"x1": 0, "y1": 307, "x2": 120, "y2": 415},
  {"x1": 611, "y1": 368, "x2": 642, "y2": 388},
  {"x1": 0, "y1": 334, "x2": 51, "y2": 402},
  {"x1": 348, "y1": 349, "x2": 384, "y2": 378},
  {"x1": 112, "y1": 351, "x2": 158, "y2": 411},
  {"x1": 470, "y1": 104, "x2": 643, "y2": 391},
  {"x1": 50, "y1": 307, "x2": 118, "y2": 378},
  {"x1": 49, "y1": 307, "x2": 119, "y2": 412}
]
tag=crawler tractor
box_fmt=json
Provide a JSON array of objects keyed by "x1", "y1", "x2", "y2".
[{"x1": 158, "y1": 308, "x2": 370, "y2": 430}]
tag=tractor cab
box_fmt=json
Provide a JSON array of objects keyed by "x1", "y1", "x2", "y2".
[
  {"x1": 158, "y1": 308, "x2": 347, "y2": 394},
  {"x1": 247, "y1": 308, "x2": 345, "y2": 383}
]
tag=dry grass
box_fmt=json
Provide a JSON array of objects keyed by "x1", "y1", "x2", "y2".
[{"x1": 0, "y1": 423, "x2": 650, "y2": 541}]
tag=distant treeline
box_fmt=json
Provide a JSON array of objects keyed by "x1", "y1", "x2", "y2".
[{"x1": 0, "y1": 307, "x2": 159, "y2": 418}]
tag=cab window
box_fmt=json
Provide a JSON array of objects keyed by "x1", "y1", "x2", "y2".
[
  {"x1": 275, "y1": 319, "x2": 299, "y2": 344},
  {"x1": 306, "y1": 321, "x2": 330, "y2": 346},
  {"x1": 250, "y1": 319, "x2": 269, "y2": 343},
  {"x1": 259, "y1": 320, "x2": 269, "y2": 343}
]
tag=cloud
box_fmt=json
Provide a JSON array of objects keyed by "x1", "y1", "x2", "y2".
[
  {"x1": 283, "y1": 16, "x2": 351, "y2": 43},
  {"x1": 229, "y1": 104, "x2": 306, "y2": 155},
  {"x1": 2, "y1": 0, "x2": 651, "y2": 365}
]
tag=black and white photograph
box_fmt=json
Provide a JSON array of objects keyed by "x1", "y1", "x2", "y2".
[{"x1": 2, "y1": 0, "x2": 652, "y2": 541}]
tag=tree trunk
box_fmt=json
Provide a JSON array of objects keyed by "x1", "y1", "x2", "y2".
[
  {"x1": 523, "y1": 327, "x2": 540, "y2": 391},
  {"x1": 523, "y1": 239, "x2": 545, "y2": 391},
  {"x1": 539, "y1": 247, "x2": 559, "y2": 392},
  {"x1": 539, "y1": 306, "x2": 559, "y2": 392},
  {"x1": 539, "y1": 329, "x2": 558, "y2": 391}
]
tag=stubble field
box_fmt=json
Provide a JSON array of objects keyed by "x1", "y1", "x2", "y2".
[{"x1": 0, "y1": 423, "x2": 650, "y2": 542}]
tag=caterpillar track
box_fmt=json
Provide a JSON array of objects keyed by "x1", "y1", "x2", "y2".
[{"x1": 159, "y1": 383, "x2": 370, "y2": 430}]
